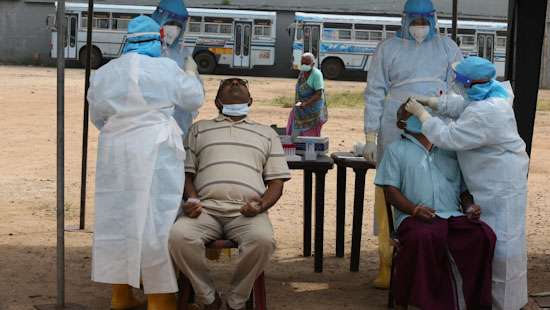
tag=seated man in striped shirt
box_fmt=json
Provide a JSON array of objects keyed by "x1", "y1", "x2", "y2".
[{"x1": 169, "y1": 78, "x2": 291, "y2": 310}]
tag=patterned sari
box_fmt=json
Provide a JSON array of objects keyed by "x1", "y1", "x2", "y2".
[{"x1": 286, "y1": 72, "x2": 328, "y2": 136}]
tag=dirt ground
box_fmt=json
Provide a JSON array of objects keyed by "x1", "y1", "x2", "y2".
[{"x1": 0, "y1": 65, "x2": 549, "y2": 310}]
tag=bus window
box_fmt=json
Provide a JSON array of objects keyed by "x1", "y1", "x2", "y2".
[
  {"x1": 338, "y1": 30, "x2": 352, "y2": 40},
  {"x1": 112, "y1": 13, "x2": 138, "y2": 31},
  {"x1": 254, "y1": 19, "x2": 272, "y2": 37},
  {"x1": 220, "y1": 24, "x2": 232, "y2": 34},
  {"x1": 496, "y1": 37, "x2": 507, "y2": 48},
  {"x1": 355, "y1": 24, "x2": 383, "y2": 42},
  {"x1": 323, "y1": 22, "x2": 352, "y2": 41},
  {"x1": 459, "y1": 35, "x2": 475, "y2": 46},
  {"x1": 95, "y1": 12, "x2": 110, "y2": 29},
  {"x1": 439, "y1": 28, "x2": 446, "y2": 34},
  {"x1": 243, "y1": 24, "x2": 251, "y2": 56},
  {"x1": 458, "y1": 29, "x2": 476, "y2": 47},
  {"x1": 355, "y1": 30, "x2": 382, "y2": 41},
  {"x1": 354, "y1": 24, "x2": 384, "y2": 41},
  {"x1": 297, "y1": 27, "x2": 303, "y2": 41},
  {"x1": 204, "y1": 17, "x2": 233, "y2": 34},
  {"x1": 188, "y1": 16, "x2": 202, "y2": 33},
  {"x1": 384, "y1": 25, "x2": 400, "y2": 40},
  {"x1": 81, "y1": 12, "x2": 88, "y2": 28},
  {"x1": 82, "y1": 12, "x2": 110, "y2": 29}
]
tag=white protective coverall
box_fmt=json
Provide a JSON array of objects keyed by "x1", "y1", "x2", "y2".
[
  {"x1": 423, "y1": 90, "x2": 529, "y2": 310},
  {"x1": 88, "y1": 52, "x2": 204, "y2": 293},
  {"x1": 365, "y1": 36, "x2": 462, "y2": 164},
  {"x1": 364, "y1": 33, "x2": 463, "y2": 239}
]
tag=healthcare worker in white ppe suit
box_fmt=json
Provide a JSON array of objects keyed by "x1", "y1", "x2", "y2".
[
  {"x1": 88, "y1": 15, "x2": 204, "y2": 310},
  {"x1": 406, "y1": 56, "x2": 529, "y2": 310},
  {"x1": 152, "y1": 0, "x2": 201, "y2": 138},
  {"x1": 363, "y1": 0, "x2": 462, "y2": 288}
]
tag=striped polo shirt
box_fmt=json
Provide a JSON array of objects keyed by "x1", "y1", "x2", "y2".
[{"x1": 184, "y1": 114, "x2": 291, "y2": 217}]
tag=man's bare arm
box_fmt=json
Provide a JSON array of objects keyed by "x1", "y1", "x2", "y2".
[
  {"x1": 183, "y1": 173, "x2": 199, "y2": 200},
  {"x1": 240, "y1": 179, "x2": 284, "y2": 217},
  {"x1": 258, "y1": 179, "x2": 284, "y2": 212}
]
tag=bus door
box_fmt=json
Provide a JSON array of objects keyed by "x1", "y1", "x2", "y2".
[
  {"x1": 233, "y1": 21, "x2": 252, "y2": 68},
  {"x1": 64, "y1": 14, "x2": 78, "y2": 59},
  {"x1": 477, "y1": 33, "x2": 495, "y2": 63},
  {"x1": 303, "y1": 24, "x2": 320, "y2": 64}
]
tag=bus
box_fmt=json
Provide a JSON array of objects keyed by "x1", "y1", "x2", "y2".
[
  {"x1": 290, "y1": 12, "x2": 507, "y2": 79},
  {"x1": 48, "y1": 2, "x2": 277, "y2": 73}
]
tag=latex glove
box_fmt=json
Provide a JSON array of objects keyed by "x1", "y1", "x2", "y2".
[
  {"x1": 183, "y1": 56, "x2": 198, "y2": 76},
  {"x1": 414, "y1": 96, "x2": 440, "y2": 111},
  {"x1": 405, "y1": 99, "x2": 432, "y2": 123},
  {"x1": 363, "y1": 132, "x2": 378, "y2": 163}
]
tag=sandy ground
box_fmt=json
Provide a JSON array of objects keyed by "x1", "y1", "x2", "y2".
[{"x1": 0, "y1": 65, "x2": 549, "y2": 310}]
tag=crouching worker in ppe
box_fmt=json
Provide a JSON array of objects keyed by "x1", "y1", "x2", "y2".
[
  {"x1": 286, "y1": 52, "x2": 328, "y2": 137},
  {"x1": 153, "y1": 0, "x2": 202, "y2": 137},
  {"x1": 363, "y1": 0, "x2": 463, "y2": 288},
  {"x1": 169, "y1": 78, "x2": 291, "y2": 310},
  {"x1": 375, "y1": 104, "x2": 496, "y2": 310},
  {"x1": 88, "y1": 15, "x2": 204, "y2": 310},
  {"x1": 406, "y1": 56, "x2": 530, "y2": 310}
]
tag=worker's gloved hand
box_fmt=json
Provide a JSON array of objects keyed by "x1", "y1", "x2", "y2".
[
  {"x1": 405, "y1": 98, "x2": 432, "y2": 123},
  {"x1": 183, "y1": 56, "x2": 199, "y2": 76},
  {"x1": 414, "y1": 96, "x2": 440, "y2": 111},
  {"x1": 363, "y1": 132, "x2": 378, "y2": 163}
]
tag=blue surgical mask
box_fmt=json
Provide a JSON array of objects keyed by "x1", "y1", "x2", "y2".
[
  {"x1": 222, "y1": 103, "x2": 250, "y2": 116},
  {"x1": 300, "y1": 64, "x2": 312, "y2": 72},
  {"x1": 405, "y1": 115, "x2": 423, "y2": 134},
  {"x1": 452, "y1": 82, "x2": 467, "y2": 97}
]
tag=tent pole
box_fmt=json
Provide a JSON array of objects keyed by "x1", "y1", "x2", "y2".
[
  {"x1": 452, "y1": 0, "x2": 458, "y2": 42},
  {"x1": 507, "y1": 0, "x2": 549, "y2": 156},
  {"x1": 56, "y1": 0, "x2": 66, "y2": 306},
  {"x1": 79, "y1": 0, "x2": 94, "y2": 230}
]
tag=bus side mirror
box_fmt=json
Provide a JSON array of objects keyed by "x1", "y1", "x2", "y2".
[
  {"x1": 456, "y1": 37, "x2": 461, "y2": 47},
  {"x1": 46, "y1": 14, "x2": 56, "y2": 31}
]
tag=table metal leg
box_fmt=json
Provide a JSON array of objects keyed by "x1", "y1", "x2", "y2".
[
  {"x1": 314, "y1": 170, "x2": 327, "y2": 273},
  {"x1": 336, "y1": 165, "x2": 346, "y2": 258},
  {"x1": 350, "y1": 168, "x2": 367, "y2": 272},
  {"x1": 303, "y1": 170, "x2": 313, "y2": 257}
]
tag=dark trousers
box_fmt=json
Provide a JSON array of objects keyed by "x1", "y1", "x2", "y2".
[{"x1": 393, "y1": 216, "x2": 496, "y2": 310}]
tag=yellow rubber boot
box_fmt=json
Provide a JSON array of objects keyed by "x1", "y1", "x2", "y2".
[
  {"x1": 373, "y1": 186, "x2": 393, "y2": 289},
  {"x1": 147, "y1": 293, "x2": 177, "y2": 310},
  {"x1": 111, "y1": 284, "x2": 144, "y2": 310}
]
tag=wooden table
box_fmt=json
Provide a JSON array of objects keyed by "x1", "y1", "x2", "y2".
[
  {"x1": 330, "y1": 152, "x2": 376, "y2": 272},
  {"x1": 287, "y1": 155, "x2": 334, "y2": 273}
]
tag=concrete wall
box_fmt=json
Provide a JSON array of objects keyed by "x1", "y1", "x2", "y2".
[{"x1": 0, "y1": 1, "x2": 55, "y2": 65}]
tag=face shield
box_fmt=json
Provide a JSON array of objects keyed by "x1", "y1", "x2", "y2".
[
  {"x1": 400, "y1": 10, "x2": 438, "y2": 42},
  {"x1": 160, "y1": 21, "x2": 184, "y2": 47},
  {"x1": 152, "y1": 0, "x2": 190, "y2": 67},
  {"x1": 451, "y1": 68, "x2": 472, "y2": 96}
]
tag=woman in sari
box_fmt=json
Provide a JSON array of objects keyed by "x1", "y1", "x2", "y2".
[{"x1": 286, "y1": 53, "x2": 328, "y2": 136}]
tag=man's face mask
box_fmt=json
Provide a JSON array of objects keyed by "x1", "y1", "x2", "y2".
[
  {"x1": 400, "y1": 115, "x2": 423, "y2": 134},
  {"x1": 222, "y1": 103, "x2": 250, "y2": 116},
  {"x1": 161, "y1": 25, "x2": 182, "y2": 46},
  {"x1": 409, "y1": 25, "x2": 430, "y2": 44}
]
